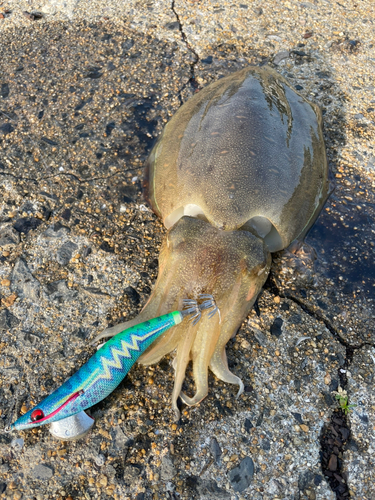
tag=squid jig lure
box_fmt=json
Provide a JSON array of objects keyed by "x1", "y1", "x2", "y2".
[{"x1": 8, "y1": 296, "x2": 218, "y2": 440}]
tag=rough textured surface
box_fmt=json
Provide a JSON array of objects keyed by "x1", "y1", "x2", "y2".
[
  {"x1": 0, "y1": 1, "x2": 374, "y2": 499},
  {"x1": 343, "y1": 349, "x2": 375, "y2": 500}
]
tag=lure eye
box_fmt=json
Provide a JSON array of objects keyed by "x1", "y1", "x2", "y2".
[{"x1": 31, "y1": 409, "x2": 44, "y2": 422}]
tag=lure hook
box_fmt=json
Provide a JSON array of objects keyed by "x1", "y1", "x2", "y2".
[
  {"x1": 198, "y1": 294, "x2": 220, "y2": 321},
  {"x1": 181, "y1": 295, "x2": 220, "y2": 325},
  {"x1": 181, "y1": 298, "x2": 201, "y2": 325}
]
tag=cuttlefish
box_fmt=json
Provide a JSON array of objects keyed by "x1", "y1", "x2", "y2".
[{"x1": 97, "y1": 66, "x2": 328, "y2": 420}]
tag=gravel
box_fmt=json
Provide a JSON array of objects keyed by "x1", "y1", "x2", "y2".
[
  {"x1": 343, "y1": 348, "x2": 375, "y2": 500},
  {"x1": 0, "y1": 1, "x2": 374, "y2": 499}
]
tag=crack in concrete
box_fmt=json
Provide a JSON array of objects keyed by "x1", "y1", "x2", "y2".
[
  {"x1": 0, "y1": 169, "x2": 136, "y2": 187},
  {"x1": 266, "y1": 271, "x2": 375, "y2": 390},
  {"x1": 171, "y1": 0, "x2": 200, "y2": 103},
  {"x1": 266, "y1": 273, "x2": 373, "y2": 348},
  {"x1": 265, "y1": 272, "x2": 374, "y2": 499},
  {"x1": 0, "y1": 171, "x2": 39, "y2": 184},
  {"x1": 319, "y1": 409, "x2": 351, "y2": 500},
  {"x1": 43, "y1": 170, "x2": 133, "y2": 183}
]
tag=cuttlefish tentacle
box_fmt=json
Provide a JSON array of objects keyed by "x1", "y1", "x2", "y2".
[
  {"x1": 171, "y1": 322, "x2": 197, "y2": 419},
  {"x1": 210, "y1": 346, "x2": 244, "y2": 397},
  {"x1": 207, "y1": 282, "x2": 261, "y2": 397},
  {"x1": 179, "y1": 315, "x2": 221, "y2": 407},
  {"x1": 138, "y1": 327, "x2": 180, "y2": 365},
  {"x1": 180, "y1": 294, "x2": 222, "y2": 406},
  {"x1": 139, "y1": 300, "x2": 203, "y2": 366},
  {"x1": 92, "y1": 314, "x2": 148, "y2": 343}
]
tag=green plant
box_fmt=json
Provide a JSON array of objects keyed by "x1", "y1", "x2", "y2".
[{"x1": 334, "y1": 388, "x2": 357, "y2": 415}]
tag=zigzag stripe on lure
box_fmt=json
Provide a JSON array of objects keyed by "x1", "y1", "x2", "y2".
[{"x1": 96, "y1": 324, "x2": 168, "y2": 381}]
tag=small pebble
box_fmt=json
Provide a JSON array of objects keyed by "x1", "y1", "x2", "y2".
[
  {"x1": 99, "y1": 475, "x2": 108, "y2": 487},
  {"x1": 324, "y1": 373, "x2": 331, "y2": 385},
  {"x1": 1, "y1": 293, "x2": 17, "y2": 307},
  {"x1": 94, "y1": 454, "x2": 106, "y2": 467},
  {"x1": 30, "y1": 464, "x2": 54, "y2": 481},
  {"x1": 11, "y1": 438, "x2": 24, "y2": 450},
  {"x1": 228, "y1": 457, "x2": 254, "y2": 493}
]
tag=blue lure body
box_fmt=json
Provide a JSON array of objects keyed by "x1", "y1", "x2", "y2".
[{"x1": 11, "y1": 311, "x2": 184, "y2": 431}]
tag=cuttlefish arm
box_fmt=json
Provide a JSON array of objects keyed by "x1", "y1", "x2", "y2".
[{"x1": 95, "y1": 216, "x2": 271, "y2": 420}]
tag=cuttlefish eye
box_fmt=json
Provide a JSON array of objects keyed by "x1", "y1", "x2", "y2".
[{"x1": 30, "y1": 409, "x2": 44, "y2": 422}]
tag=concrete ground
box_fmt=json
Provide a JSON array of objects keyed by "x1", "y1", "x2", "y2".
[{"x1": 0, "y1": 1, "x2": 374, "y2": 499}]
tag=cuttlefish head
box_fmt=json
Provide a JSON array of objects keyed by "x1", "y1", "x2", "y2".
[{"x1": 98, "y1": 216, "x2": 270, "y2": 420}]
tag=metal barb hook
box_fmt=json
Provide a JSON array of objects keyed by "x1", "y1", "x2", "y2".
[
  {"x1": 181, "y1": 298, "x2": 201, "y2": 325},
  {"x1": 198, "y1": 294, "x2": 221, "y2": 323},
  {"x1": 181, "y1": 295, "x2": 221, "y2": 325}
]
